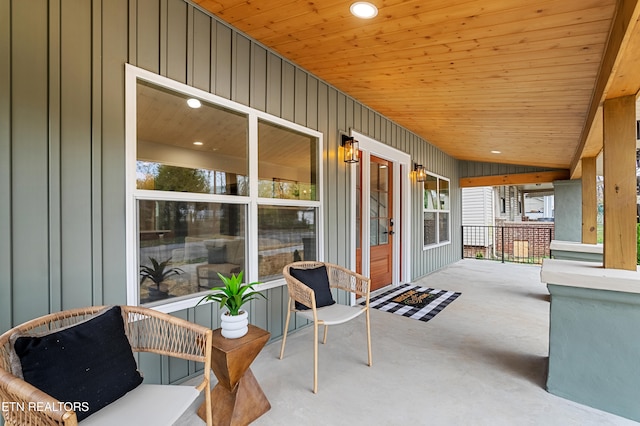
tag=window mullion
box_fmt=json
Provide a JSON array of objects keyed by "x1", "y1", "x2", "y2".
[
  {"x1": 126, "y1": 65, "x2": 323, "y2": 311},
  {"x1": 248, "y1": 113, "x2": 259, "y2": 284}
]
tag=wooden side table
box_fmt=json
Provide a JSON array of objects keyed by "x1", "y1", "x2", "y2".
[{"x1": 198, "y1": 324, "x2": 271, "y2": 426}]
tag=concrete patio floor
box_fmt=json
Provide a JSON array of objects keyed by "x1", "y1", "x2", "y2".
[{"x1": 178, "y1": 259, "x2": 637, "y2": 425}]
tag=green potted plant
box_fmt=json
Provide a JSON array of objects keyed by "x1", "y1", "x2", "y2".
[
  {"x1": 139, "y1": 256, "x2": 184, "y2": 294},
  {"x1": 197, "y1": 271, "x2": 265, "y2": 338}
]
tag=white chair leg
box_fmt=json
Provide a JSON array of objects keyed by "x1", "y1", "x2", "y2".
[
  {"x1": 365, "y1": 307, "x2": 372, "y2": 366},
  {"x1": 279, "y1": 299, "x2": 292, "y2": 360},
  {"x1": 313, "y1": 321, "x2": 318, "y2": 393}
]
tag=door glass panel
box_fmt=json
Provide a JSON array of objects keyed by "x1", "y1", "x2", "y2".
[
  {"x1": 370, "y1": 192, "x2": 379, "y2": 219},
  {"x1": 378, "y1": 196, "x2": 387, "y2": 219},
  {"x1": 370, "y1": 162, "x2": 389, "y2": 247},
  {"x1": 370, "y1": 166, "x2": 379, "y2": 192},
  {"x1": 370, "y1": 219, "x2": 378, "y2": 246},
  {"x1": 378, "y1": 218, "x2": 388, "y2": 244},
  {"x1": 378, "y1": 165, "x2": 388, "y2": 191}
]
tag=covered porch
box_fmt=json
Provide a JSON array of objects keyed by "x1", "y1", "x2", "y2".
[
  {"x1": 3, "y1": 0, "x2": 640, "y2": 424},
  {"x1": 180, "y1": 260, "x2": 635, "y2": 425}
]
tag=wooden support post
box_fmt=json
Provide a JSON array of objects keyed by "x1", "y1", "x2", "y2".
[
  {"x1": 603, "y1": 95, "x2": 637, "y2": 271},
  {"x1": 581, "y1": 157, "x2": 598, "y2": 244}
]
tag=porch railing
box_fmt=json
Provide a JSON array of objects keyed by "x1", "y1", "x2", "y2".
[{"x1": 461, "y1": 224, "x2": 554, "y2": 264}]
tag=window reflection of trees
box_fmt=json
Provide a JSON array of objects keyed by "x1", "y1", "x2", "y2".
[
  {"x1": 136, "y1": 162, "x2": 247, "y2": 196},
  {"x1": 131, "y1": 76, "x2": 321, "y2": 307}
]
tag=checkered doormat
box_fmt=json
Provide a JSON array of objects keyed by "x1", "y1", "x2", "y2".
[{"x1": 364, "y1": 284, "x2": 461, "y2": 322}]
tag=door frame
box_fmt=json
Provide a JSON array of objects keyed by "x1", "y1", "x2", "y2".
[{"x1": 348, "y1": 130, "x2": 412, "y2": 300}]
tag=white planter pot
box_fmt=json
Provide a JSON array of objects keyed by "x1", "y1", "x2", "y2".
[{"x1": 220, "y1": 310, "x2": 249, "y2": 339}]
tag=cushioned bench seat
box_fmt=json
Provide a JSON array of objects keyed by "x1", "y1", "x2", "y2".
[{"x1": 82, "y1": 384, "x2": 199, "y2": 425}]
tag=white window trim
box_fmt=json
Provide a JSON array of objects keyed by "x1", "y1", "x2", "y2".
[
  {"x1": 125, "y1": 64, "x2": 323, "y2": 313},
  {"x1": 422, "y1": 170, "x2": 451, "y2": 250}
]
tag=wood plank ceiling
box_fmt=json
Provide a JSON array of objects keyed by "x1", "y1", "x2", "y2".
[{"x1": 192, "y1": 0, "x2": 640, "y2": 171}]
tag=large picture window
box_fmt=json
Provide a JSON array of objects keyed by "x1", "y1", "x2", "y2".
[
  {"x1": 126, "y1": 65, "x2": 323, "y2": 312},
  {"x1": 257, "y1": 206, "x2": 317, "y2": 282},
  {"x1": 138, "y1": 200, "x2": 246, "y2": 304},
  {"x1": 423, "y1": 173, "x2": 450, "y2": 248},
  {"x1": 258, "y1": 120, "x2": 318, "y2": 200},
  {"x1": 256, "y1": 120, "x2": 319, "y2": 282},
  {"x1": 136, "y1": 80, "x2": 249, "y2": 196}
]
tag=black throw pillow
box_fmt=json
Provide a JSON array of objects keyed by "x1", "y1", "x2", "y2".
[
  {"x1": 12, "y1": 306, "x2": 143, "y2": 421},
  {"x1": 290, "y1": 265, "x2": 335, "y2": 310}
]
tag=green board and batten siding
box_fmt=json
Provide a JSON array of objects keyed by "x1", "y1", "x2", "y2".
[
  {"x1": 0, "y1": 0, "x2": 461, "y2": 385},
  {"x1": 0, "y1": 0, "x2": 13, "y2": 338}
]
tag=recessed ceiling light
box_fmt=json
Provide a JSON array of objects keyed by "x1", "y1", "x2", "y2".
[
  {"x1": 350, "y1": 2, "x2": 378, "y2": 19},
  {"x1": 187, "y1": 98, "x2": 201, "y2": 108},
  {"x1": 193, "y1": 141, "x2": 203, "y2": 146},
  {"x1": 491, "y1": 150, "x2": 501, "y2": 154}
]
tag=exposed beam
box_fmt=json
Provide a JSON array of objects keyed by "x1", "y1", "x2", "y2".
[
  {"x1": 570, "y1": 0, "x2": 640, "y2": 177},
  {"x1": 459, "y1": 170, "x2": 570, "y2": 188}
]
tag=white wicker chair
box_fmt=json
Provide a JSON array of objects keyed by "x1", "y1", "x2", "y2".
[
  {"x1": 279, "y1": 261, "x2": 372, "y2": 393},
  {"x1": 0, "y1": 306, "x2": 213, "y2": 426}
]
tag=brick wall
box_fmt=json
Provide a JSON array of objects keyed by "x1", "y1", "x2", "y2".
[
  {"x1": 495, "y1": 220, "x2": 554, "y2": 261},
  {"x1": 463, "y1": 221, "x2": 554, "y2": 263}
]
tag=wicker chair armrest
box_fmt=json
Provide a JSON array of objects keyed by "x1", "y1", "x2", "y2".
[
  {"x1": 121, "y1": 306, "x2": 212, "y2": 363},
  {"x1": 283, "y1": 261, "x2": 371, "y2": 307},
  {"x1": 325, "y1": 263, "x2": 371, "y2": 298},
  {"x1": 0, "y1": 368, "x2": 77, "y2": 426},
  {"x1": 283, "y1": 273, "x2": 317, "y2": 310}
]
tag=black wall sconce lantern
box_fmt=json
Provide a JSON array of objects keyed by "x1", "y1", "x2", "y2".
[
  {"x1": 341, "y1": 134, "x2": 359, "y2": 163},
  {"x1": 414, "y1": 163, "x2": 426, "y2": 182}
]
